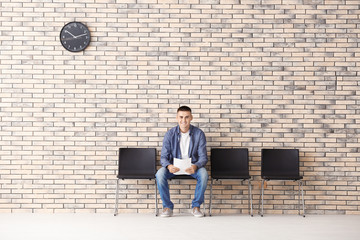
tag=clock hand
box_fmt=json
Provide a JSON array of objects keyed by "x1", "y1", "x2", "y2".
[
  {"x1": 74, "y1": 33, "x2": 88, "y2": 38},
  {"x1": 65, "y1": 30, "x2": 76, "y2": 38}
]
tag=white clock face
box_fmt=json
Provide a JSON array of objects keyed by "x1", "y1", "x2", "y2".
[{"x1": 60, "y1": 22, "x2": 90, "y2": 52}]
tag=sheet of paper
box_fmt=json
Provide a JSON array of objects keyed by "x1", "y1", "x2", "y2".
[{"x1": 173, "y1": 158, "x2": 192, "y2": 175}]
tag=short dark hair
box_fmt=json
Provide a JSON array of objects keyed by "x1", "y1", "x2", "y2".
[{"x1": 177, "y1": 105, "x2": 192, "y2": 113}]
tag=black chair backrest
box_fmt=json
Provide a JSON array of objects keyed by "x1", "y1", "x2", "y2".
[
  {"x1": 261, "y1": 149, "x2": 300, "y2": 179},
  {"x1": 211, "y1": 148, "x2": 250, "y2": 179},
  {"x1": 117, "y1": 148, "x2": 156, "y2": 179}
]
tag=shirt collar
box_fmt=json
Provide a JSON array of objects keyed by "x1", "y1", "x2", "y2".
[{"x1": 176, "y1": 125, "x2": 193, "y2": 136}]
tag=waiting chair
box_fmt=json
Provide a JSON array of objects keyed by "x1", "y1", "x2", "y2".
[
  {"x1": 260, "y1": 149, "x2": 305, "y2": 217},
  {"x1": 210, "y1": 148, "x2": 253, "y2": 216},
  {"x1": 114, "y1": 148, "x2": 158, "y2": 216}
]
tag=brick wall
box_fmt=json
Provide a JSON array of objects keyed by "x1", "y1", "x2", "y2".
[{"x1": 0, "y1": 0, "x2": 359, "y2": 214}]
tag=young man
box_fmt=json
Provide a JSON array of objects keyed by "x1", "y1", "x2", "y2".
[{"x1": 156, "y1": 106, "x2": 208, "y2": 217}]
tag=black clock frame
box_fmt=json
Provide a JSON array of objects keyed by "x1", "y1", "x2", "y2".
[{"x1": 60, "y1": 22, "x2": 91, "y2": 52}]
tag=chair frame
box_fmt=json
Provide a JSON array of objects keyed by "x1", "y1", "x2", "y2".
[
  {"x1": 209, "y1": 148, "x2": 253, "y2": 217},
  {"x1": 259, "y1": 149, "x2": 305, "y2": 217},
  {"x1": 114, "y1": 178, "x2": 158, "y2": 216},
  {"x1": 114, "y1": 148, "x2": 158, "y2": 216},
  {"x1": 210, "y1": 178, "x2": 253, "y2": 217}
]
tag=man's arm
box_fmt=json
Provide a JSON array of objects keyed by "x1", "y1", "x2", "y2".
[
  {"x1": 160, "y1": 131, "x2": 180, "y2": 173},
  {"x1": 160, "y1": 131, "x2": 172, "y2": 168},
  {"x1": 185, "y1": 131, "x2": 207, "y2": 174},
  {"x1": 194, "y1": 130, "x2": 208, "y2": 169}
]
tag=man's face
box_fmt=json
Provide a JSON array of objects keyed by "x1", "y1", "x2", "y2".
[{"x1": 176, "y1": 110, "x2": 193, "y2": 133}]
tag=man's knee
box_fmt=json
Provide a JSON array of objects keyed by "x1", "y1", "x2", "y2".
[
  {"x1": 197, "y1": 167, "x2": 208, "y2": 182},
  {"x1": 156, "y1": 167, "x2": 168, "y2": 182}
]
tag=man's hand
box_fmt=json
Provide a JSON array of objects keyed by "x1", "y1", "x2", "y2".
[
  {"x1": 185, "y1": 165, "x2": 197, "y2": 175},
  {"x1": 167, "y1": 164, "x2": 180, "y2": 174}
]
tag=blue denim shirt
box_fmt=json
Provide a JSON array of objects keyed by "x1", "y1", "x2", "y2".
[{"x1": 160, "y1": 125, "x2": 208, "y2": 169}]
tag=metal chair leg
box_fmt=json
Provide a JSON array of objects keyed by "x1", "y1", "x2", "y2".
[
  {"x1": 301, "y1": 180, "x2": 305, "y2": 217},
  {"x1": 249, "y1": 179, "x2": 253, "y2": 217},
  {"x1": 246, "y1": 180, "x2": 249, "y2": 216},
  {"x1": 199, "y1": 182, "x2": 206, "y2": 217},
  {"x1": 155, "y1": 179, "x2": 158, "y2": 216},
  {"x1": 260, "y1": 179, "x2": 264, "y2": 217},
  {"x1": 209, "y1": 178, "x2": 213, "y2": 216},
  {"x1": 114, "y1": 178, "x2": 119, "y2": 216},
  {"x1": 298, "y1": 180, "x2": 301, "y2": 216},
  {"x1": 203, "y1": 201, "x2": 206, "y2": 217}
]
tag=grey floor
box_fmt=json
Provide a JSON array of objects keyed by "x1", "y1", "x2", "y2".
[{"x1": 0, "y1": 213, "x2": 359, "y2": 240}]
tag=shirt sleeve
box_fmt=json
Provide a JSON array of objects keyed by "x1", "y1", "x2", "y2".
[
  {"x1": 160, "y1": 131, "x2": 172, "y2": 168},
  {"x1": 194, "y1": 130, "x2": 208, "y2": 169}
]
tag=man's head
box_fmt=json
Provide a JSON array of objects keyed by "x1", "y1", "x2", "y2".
[{"x1": 176, "y1": 106, "x2": 193, "y2": 133}]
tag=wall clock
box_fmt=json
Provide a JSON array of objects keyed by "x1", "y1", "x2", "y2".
[{"x1": 60, "y1": 22, "x2": 91, "y2": 52}]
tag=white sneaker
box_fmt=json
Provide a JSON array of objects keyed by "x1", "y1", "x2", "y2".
[
  {"x1": 160, "y1": 208, "x2": 173, "y2": 217},
  {"x1": 192, "y1": 207, "x2": 204, "y2": 218}
]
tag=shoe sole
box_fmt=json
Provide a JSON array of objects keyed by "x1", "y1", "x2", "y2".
[{"x1": 160, "y1": 212, "x2": 173, "y2": 217}]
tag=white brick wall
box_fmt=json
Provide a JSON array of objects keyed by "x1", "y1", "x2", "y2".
[{"x1": 0, "y1": 0, "x2": 359, "y2": 214}]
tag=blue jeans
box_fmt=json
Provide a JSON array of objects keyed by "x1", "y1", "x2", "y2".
[{"x1": 156, "y1": 167, "x2": 208, "y2": 210}]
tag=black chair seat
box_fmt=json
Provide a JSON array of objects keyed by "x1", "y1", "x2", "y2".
[
  {"x1": 212, "y1": 175, "x2": 250, "y2": 180},
  {"x1": 171, "y1": 175, "x2": 193, "y2": 179},
  {"x1": 117, "y1": 174, "x2": 155, "y2": 179},
  {"x1": 262, "y1": 175, "x2": 303, "y2": 181}
]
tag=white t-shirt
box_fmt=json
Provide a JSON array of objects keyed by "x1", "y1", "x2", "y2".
[{"x1": 180, "y1": 131, "x2": 190, "y2": 159}]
